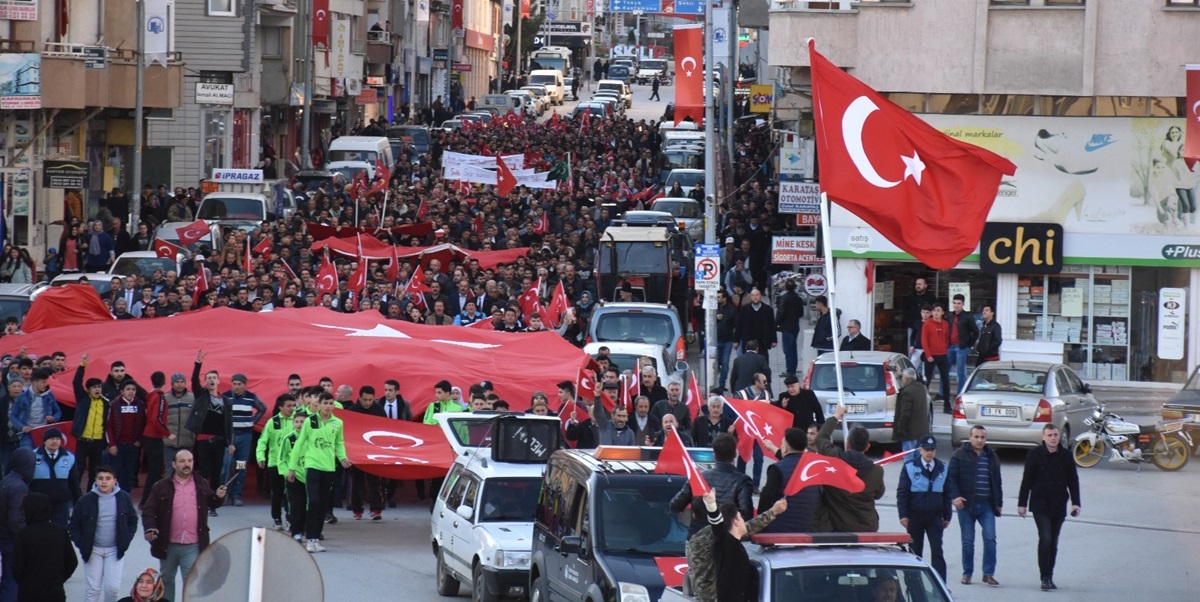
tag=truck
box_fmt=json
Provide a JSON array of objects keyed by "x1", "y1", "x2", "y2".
[
  {"x1": 528, "y1": 46, "x2": 573, "y2": 94},
  {"x1": 597, "y1": 219, "x2": 694, "y2": 339},
  {"x1": 197, "y1": 169, "x2": 296, "y2": 223}
]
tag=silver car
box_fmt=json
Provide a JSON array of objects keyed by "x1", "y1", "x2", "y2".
[
  {"x1": 950, "y1": 361, "x2": 1099, "y2": 448},
  {"x1": 650, "y1": 197, "x2": 703, "y2": 241},
  {"x1": 805, "y1": 351, "x2": 919, "y2": 444}
]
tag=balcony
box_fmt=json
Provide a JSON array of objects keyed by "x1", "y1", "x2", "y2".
[
  {"x1": 39, "y1": 44, "x2": 183, "y2": 110},
  {"x1": 366, "y1": 29, "x2": 395, "y2": 65}
]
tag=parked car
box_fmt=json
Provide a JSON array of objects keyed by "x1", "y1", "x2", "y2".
[
  {"x1": 650, "y1": 197, "x2": 703, "y2": 240},
  {"x1": 520, "y1": 85, "x2": 552, "y2": 111},
  {"x1": 30, "y1": 273, "x2": 115, "y2": 302},
  {"x1": 507, "y1": 89, "x2": 544, "y2": 115},
  {"x1": 440, "y1": 119, "x2": 464, "y2": 132},
  {"x1": 0, "y1": 284, "x2": 36, "y2": 325},
  {"x1": 590, "y1": 95, "x2": 624, "y2": 116},
  {"x1": 803, "y1": 351, "x2": 921, "y2": 444},
  {"x1": 950, "y1": 361, "x2": 1100, "y2": 448},
  {"x1": 596, "y1": 79, "x2": 632, "y2": 108}
]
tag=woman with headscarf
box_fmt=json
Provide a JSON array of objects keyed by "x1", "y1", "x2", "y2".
[
  {"x1": 117, "y1": 568, "x2": 169, "y2": 602},
  {"x1": 83, "y1": 220, "x2": 115, "y2": 272},
  {"x1": 11, "y1": 492, "x2": 78, "y2": 602}
]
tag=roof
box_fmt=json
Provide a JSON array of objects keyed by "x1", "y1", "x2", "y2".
[
  {"x1": 601, "y1": 225, "x2": 671, "y2": 242},
  {"x1": 454, "y1": 448, "x2": 551, "y2": 480},
  {"x1": 977, "y1": 360, "x2": 1064, "y2": 372},
  {"x1": 814, "y1": 350, "x2": 907, "y2": 364},
  {"x1": 584, "y1": 341, "x2": 668, "y2": 358},
  {"x1": 557, "y1": 449, "x2": 663, "y2": 475},
  {"x1": 328, "y1": 136, "x2": 388, "y2": 146},
  {"x1": 0, "y1": 283, "x2": 37, "y2": 299},
  {"x1": 295, "y1": 169, "x2": 340, "y2": 177},
  {"x1": 591, "y1": 302, "x2": 677, "y2": 314},
  {"x1": 667, "y1": 168, "x2": 704, "y2": 175},
  {"x1": 652, "y1": 197, "x2": 698, "y2": 205},
  {"x1": 753, "y1": 544, "x2": 935, "y2": 571}
]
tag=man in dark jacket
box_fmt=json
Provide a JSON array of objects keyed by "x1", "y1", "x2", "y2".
[
  {"x1": 839, "y1": 319, "x2": 872, "y2": 351},
  {"x1": 902, "y1": 277, "x2": 936, "y2": 330},
  {"x1": 690, "y1": 397, "x2": 734, "y2": 449},
  {"x1": 715, "y1": 290, "x2": 738, "y2": 390},
  {"x1": 729, "y1": 340, "x2": 770, "y2": 393},
  {"x1": 185, "y1": 351, "x2": 233, "y2": 503},
  {"x1": 0, "y1": 379, "x2": 23, "y2": 478},
  {"x1": 348, "y1": 386, "x2": 385, "y2": 520},
  {"x1": 814, "y1": 406, "x2": 885, "y2": 532},
  {"x1": 897, "y1": 435, "x2": 952, "y2": 582},
  {"x1": 67, "y1": 466, "x2": 138, "y2": 601},
  {"x1": 894, "y1": 368, "x2": 931, "y2": 451},
  {"x1": 948, "y1": 294, "x2": 979, "y2": 397},
  {"x1": 757, "y1": 428, "x2": 820, "y2": 533},
  {"x1": 947, "y1": 425, "x2": 1003, "y2": 586},
  {"x1": 736, "y1": 288, "x2": 776, "y2": 354},
  {"x1": 810, "y1": 295, "x2": 838, "y2": 354},
  {"x1": 0, "y1": 447, "x2": 35, "y2": 602},
  {"x1": 670, "y1": 434, "x2": 753, "y2": 537},
  {"x1": 564, "y1": 400, "x2": 599, "y2": 450},
  {"x1": 100, "y1": 361, "x2": 147, "y2": 402},
  {"x1": 776, "y1": 280, "x2": 805, "y2": 377},
  {"x1": 976, "y1": 304, "x2": 1002, "y2": 362},
  {"x1": 774, "y1": 375, "x2": 824, "y2": 432},
  {"x1": 1017, "y1": 424, "x2": 1080, "y2": 591},
  {"x1": 29, "y1": 428, "x2": 81, "y2": 527},
  {"x1": 12, "y1": 492, "x2": 77, "y2": 602},
  {"x1": 142, "y1": 449, "x2": 226, "y2": 600}
]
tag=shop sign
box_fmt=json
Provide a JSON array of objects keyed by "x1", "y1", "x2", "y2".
[
  {"x1": 212, "y1": 169, "x2": 264, "y2": 183},
  {"x1": 0, "y1": 0, "x2": 36, "y2": 20},
  {"x1": 42, "y1": 161, "x2": 89, "y2": 189},
  {"x1": 195, "y1": 83, "x2": 234, "y2": 105},
  {"x1": 847, "y1": 228, "x2": 871, "y2": 254},
  {"x1": 802, "y1": 273, "x2": 827, "y2": 297},
  {"x1": 771, "y1": 236, "x2": 819, "y2": 265},
  {"x1": 778, "y1": 180, "x2": 819, "y2": 214},
  {"x1": 0, "y1": 54, "x2": 40, "y2": 109},
  {"x1": 980, "y1": 222, "x2": 1063, "y2": 274},
  {"x1": 1157, "y1": 288, "x2": 1186, "y2": 361},
  {"x1": 84, "y1": 47, "x2": 108, "y2": 69}
]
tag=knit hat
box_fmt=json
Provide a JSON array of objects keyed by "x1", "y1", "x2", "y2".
[
  {"x1": 42, "y1": 427, "x2": 64, "y2": 442},
  {"x1": 232, "y1": 373, "x2": 248, "y2": 383},
  {"x1": 171, "y1": 373, "x2": 186, "y2": 383}
]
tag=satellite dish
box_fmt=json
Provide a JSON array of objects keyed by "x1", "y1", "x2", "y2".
[{"x1": 184, "y1": 528, "x2": 324, "y2": 601}]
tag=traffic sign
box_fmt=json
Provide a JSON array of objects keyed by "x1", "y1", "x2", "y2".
[
  {"x1": 694, "y1": 243, "x2": 721, "y2": 292},
  {"x1": 803, "y1": 273, "x2": 828, "y2": 297}
]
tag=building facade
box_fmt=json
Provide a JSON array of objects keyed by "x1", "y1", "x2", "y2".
[{"x1": 769, "y1": 0, "x2": 1200, "y2": 385}]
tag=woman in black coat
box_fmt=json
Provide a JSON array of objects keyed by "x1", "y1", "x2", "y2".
[
  {"x1": 12, "y1": 492, "x2": 78, "y2": 602},
  {"x1": 1017, "y1": 424, "x2": 1081, "y2": 591}
]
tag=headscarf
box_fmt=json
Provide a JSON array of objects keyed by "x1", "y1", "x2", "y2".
[{"x1": 130, "y1": 568, "x2": 167, "y2": 602}]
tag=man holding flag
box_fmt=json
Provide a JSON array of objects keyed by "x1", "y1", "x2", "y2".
[
  {"x1": 812, "y1": 405, "x2": 885, "y2": 532},
  {"x1": 669, "y1": 433, "x2": 754, "y2": 537}
]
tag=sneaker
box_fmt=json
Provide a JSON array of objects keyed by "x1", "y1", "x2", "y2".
[
  {"x1": 1047, "y1": 579, "x2": 1057, "y2": 590},
  {"x1": 1041, "y1": 580, "x2": 1052, "y2": 591},
  {"x1": 293, "y1": 534, "x2": 303, "y2": 542},
  {"x1": 274, "y1": 519, "x2": 284, "y2": 530},
  {"x1": 306, "y1": 539, "x2": 326, "y2": 553},
  {"x1": 209, "y1": 509, "x2": 218, "y2": 518},
  {"x1": 353, "y1": 512, "x2": 363, "y2": 520},
  {"x1": 371, "y1": 512, "x2": 382, "y2": 521},
  {"x1": 325, "y1": 514, "x2": 337, "y2": 524},
  {"x1": 233, "y1": 497, "x2": 244, "y2": 507}
]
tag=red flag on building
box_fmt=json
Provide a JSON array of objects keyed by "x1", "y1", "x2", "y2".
[
  {"x1": 784, "y1": 452, "x2": 866, "y2": 496},
  {"x1": 175, "y1": 220, "x2": 211, "y2": 247},
  {"x1": 685, "y1": 371, "x2": 703, "y2": 420},
  {"x1": 654, "y1": 428, "x2": 710, "y2": 496},
  {"x1": 312, "y1": 0, "x2": 330, "y2": 50},
  {"x1": 673, "y1": 25, "x2": 704, "y2": 125},
  {"x1": 808, "y1": 40, "x2": 1017, "y2": 270},
  {"x1": 496, "y1": 157, "x2": 518, "y2": 198},
  {"x1": 316, "y1": 255, "x2": 338, "y2": 296},
  {"x1": 153, "y1": 238, "x2": 181, "y2": 260},
  {"x1": 452, "y1": 0, "x2": 464, "y2": 32},
  {"x1": 723, "y1": 396, "x2": 793, "y2": 463},
  {"x1": 1186, "y1": 65, "x2": 1200, "y2": 170}
]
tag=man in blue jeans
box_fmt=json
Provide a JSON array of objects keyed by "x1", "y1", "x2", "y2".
[
  {"x1": 221, "y1": 373, "x2": 266, "y2": 507},
  {"x1": 714, "y1": 290, "x2": 738, "y2": 389},
  {"x1": 947, "y1": 294, "x2": 978, "y2": 397},
  {"x1": 947, "y1": 424, "x2": 1003, "y2": 587},
  {"x1": 775, "y1": 279, "x2": 805, "y2": 377}
]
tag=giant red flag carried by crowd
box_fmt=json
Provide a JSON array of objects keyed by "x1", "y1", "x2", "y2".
[{"x1": 808, "y1": 40, "x2": 1017, "y2": 270}]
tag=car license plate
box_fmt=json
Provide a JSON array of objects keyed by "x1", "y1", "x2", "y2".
[
  {"x1": 981, "y1": 406, "x2": 1018, "y2": 418},
  {"x1": 828, "y1": 404, "x2": 866, "y2": 414}
]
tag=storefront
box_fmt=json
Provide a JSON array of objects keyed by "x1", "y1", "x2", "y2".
[{"x1": 827, "y1": 113, "x2": 1200, "y2": 386}]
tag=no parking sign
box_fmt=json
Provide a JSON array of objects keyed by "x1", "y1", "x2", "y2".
[{"x1": 695, "y1": 244, "x2": 721, "y2": 292}]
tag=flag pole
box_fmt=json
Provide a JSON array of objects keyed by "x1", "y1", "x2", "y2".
[{"x1": 819, "y1": 193, "x2": 848, "y2": 447}]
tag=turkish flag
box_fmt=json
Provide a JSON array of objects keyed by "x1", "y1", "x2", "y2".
[
  {"x1": 673, "y1": 25, "x2": 704, "y2": 125},
  {"x1": 253, "y1": 237, "x2": 273, "y2": 257},
  {"x1": 405, "y1": 268, "x2": 432, "y2": 310},
  {"x1": 1186, "y1": 66, "x2": 1200, "y2": 170},
  {"x1": 338, "y1": 409, "x2": 455, "y2": 479},
  {"x1": 598, "y1": 389, "x2": 617, "y2": 414},
  {"x1": 316, "y1": 255, "x2": 339, "y2": 296},
  {"x1": 808, "y1": 41, "x2": 1017, "y2": 269},
  {"x1": 517, "y1": 277, "x2": 541, "y2": 322},
  {"x1": 577, "y1": 368, "x2": 597, "y2": 400},
  {"x1": 624, "y1": 374, "x2": 640, "y2": 413},
  {"x1": 724, "y1": 396, "x2": 793, "y2": 463},
  {"x1": 385, "y1": 244, "x2": 401, "y2": 282},
  {"x1": 347, "y1": 259, "x2": 368, "y2": 293},
  {"x1": 243, "y1": 240, "x2": 253, "y2": 274},
  {"x1": 653, "y1": 557, "x2": 688, "y2": 589},
  {"x1": 375, "y1": 158, "x2": 391, "y2": 186},
  {"x1": 452, "y1": 0, "x2": 463, "y2": 31},
  {"x1": 21, "y1": 285, "x2": 113, "y2": 333},
  {"x1": 175, "y1": 220, "x2": 211, "y2": 247},
  {"x1": 547, "y1": 280, "x2": 569, "y2": 327},
  {"x1": 415, "y1": 198, "x2": 429, "y2": 221},
  {"x1": 153, "y1": 238, "x2": 181, "y2": 260},
  {"x1": 685, "y1": 371, "x2": 703, "y2": 420},
  {"x1": 557, "y1": 401, "x2": 589, "y2": 449},
  {"x1": 31, "y1": 421, "x2": 76, "y2": 453},
  {"x1": 467, "y1": 318, "x2": 495, "y2": 330},
  {"x1": 193, "y1": 265, "x2": 209, "y2": 306},
  {"x1": 580, "y1": 110, "x2": 591, "y2": 131},
  {"x1": 533, "y1": 211, "x2": 549, "y2": 235},
  {"x1": 654, "y1": 428, "x2": 710, "y2": 496},
  {"x1": 784, "y1": 451, "x2": 866, "y2": 496}
]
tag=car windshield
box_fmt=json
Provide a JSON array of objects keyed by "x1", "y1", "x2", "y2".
[
  {"x1": 594, "y1": 313, "x2": 675, "y2": 347},
  {"x1": 296, "y1": 176, "x2": 335, "y2": 192},
  {"x1": 652, "y1": 201, "x2": 699, "y2": 218},
  {"x1": 968, "y1": 369, "x2": 1047, "y2": 394},
  {"x1": 642, "y1": 60, "x2": 666, "y2": 70},
  {"x1": 197, "y1": 197, "x2": 264, "y2": 220},
  {"x1": 597, "y1": 482, "x2": 690, "y2": 555},
  {"x1": 445, "y1": 416, "x2": 497, "y2": 447},
  {"x1": 598, "y1": 83, "x2": 623, "y2": 94},
  {"x1": 666, "y1": 171, "x2": 704, "y2": 187},
  {"x1": 771, "y1": 566, "x2": 950, "y2": 602},
  {"x1": 598, "y1": 241, "x2": 669, "y2": 276},
  {"x1": 478, "y1": 478, "x2": 541, "y2": 522},
  {"x1": 111, "y1": 257, "x2": 177, "y2": 278},
  {"x1": 523, "y1": 87, "x2": 546, "y2": 98},
  {"x1": 387, "y1": 127, "x2": 430, "y2": 147},
  {"x1": 331, "y1": 167, "x2": 369, "y2": 182},
  {"x1": 326, "y1": 149, "x2": 378, "y2": 163},
  {"x1": 0, "y1": 298, "x2": 30, "y2": 323},
  {"x1": 810, "y1": 363, "x2": 887, "y2": 392},
  {"x1": 608, "y1": 66, "x2": 631, "y2": 78},
  {"x1": 529, "y1": 74, "x2": 558, "y2": 86}
]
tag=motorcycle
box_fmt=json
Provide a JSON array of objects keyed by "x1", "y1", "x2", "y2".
[{"x1": 1073, "y1": 404, "x2": 1194, "y2": 471}]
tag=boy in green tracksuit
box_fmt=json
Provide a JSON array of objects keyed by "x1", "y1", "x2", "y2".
[
  {"x1": 421, "y1": 380, "x2": 465, "y2": 425},
  {"x1": 256, "y1": 394, "x2": 297, "y2": 530},
  {"x1": 287, "y1": 392, "x2": 351, "y2": 553},
  {"x1": 281, "y1": 413, "x2": 308, "y2": 542}
]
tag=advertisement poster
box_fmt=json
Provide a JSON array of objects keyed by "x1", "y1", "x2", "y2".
[{"x1": 0, "y1": 54, "x2": 41, "y2": 109}]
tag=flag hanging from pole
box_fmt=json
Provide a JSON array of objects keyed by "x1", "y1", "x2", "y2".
[{"x1": 1185, "y1": 65, "x2": 1200, "y2": 170}]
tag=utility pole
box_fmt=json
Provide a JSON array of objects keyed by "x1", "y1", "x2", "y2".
[
  {"x1": 131, "y1": 0, "x2": 144, "y2": 233},
  {"x1": 515, "y1": 11, "x2": 522, "y2": 87},
  {"x1": 408, "y1": 2, "x2": 418, "y2": 114},
  {"x1": 725, "y1": 4, "x2": 735, "y2": 168},
  {"x1": 300, "y1": 0, "x2": 314, "y2": 168},
  {"x1": 702, "y1": 0, "x2": 717, "y2": 391}
]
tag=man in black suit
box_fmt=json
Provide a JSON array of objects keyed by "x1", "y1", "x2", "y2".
[
  {"x1": 736, "y1": 288, "x2": 777, "y2": 354},
  {"x1": 840, "y1": 320, "x2": 872, "y2": 351},
  {"x1": 730, "y1": 340, "x2": 771, "y2": 392}
]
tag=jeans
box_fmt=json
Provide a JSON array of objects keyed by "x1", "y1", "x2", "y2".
[
  {"x1": 957, "y1": 501, "x2": 998, "y2": 577},
  {"x1": 83, "y1": 545, "x2": 123, "y2": 602},
  {"x1": 717, "y1": 341, "x2": 734, "y2": 390},
  {"x1": 1034, "y1": 513, "x2": 1066, "y2": 580},
  {"x1": 736, "y1": 442, "x2": 765, "y2": 487},
  {"x1": 114, "y1": 443, "x2": 141, "y2": 492},
  {"x1": 306, "y1": 469, "x2": 336, "y2": 539},
  {"x1": 930, "y1": 355, "x2": 951, "y2": 408},
  {"x1": 224, "y1": 430, "x2": 254, "y2": 499},
  {"x1": 160, "y1": 542, "x2": 200, "y2": 602},
  {"x1": 906, "y1": 510, "x2": 947, "y2": 582},
  {"x1": 141, "y1": 436, "x2": 165, "y2": 503},
  {"x1": 781, "y1": 331, "x2": 799, "y2": 376},
  {"x1": 948, "y1": 346, "x2": 969, "y2": 396}
]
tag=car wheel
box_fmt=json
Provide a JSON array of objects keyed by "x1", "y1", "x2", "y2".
[
  {"x1": 435, "y1": 549, "x2": 460, "y2": 596},
  {"x1": 472, "y1": 562, "x2": 497, "y2": 602},
  {"x1": 530, "y1": 574, "x2": 547, "y2": 602}
]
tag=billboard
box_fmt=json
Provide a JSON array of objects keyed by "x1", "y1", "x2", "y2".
[
  {"x1": 0, "y1": 54, "x2": 41, "y2": 109},
  {"x1": 0, "y1": 0, "x2": 36, "y2": 20}
]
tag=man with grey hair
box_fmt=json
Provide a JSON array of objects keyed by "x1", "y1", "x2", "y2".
[
  {"x1": 895, "y1": 366, "x2": 931, "y2": 452},
  {"x1": 840, "y1": 319, "x2": 872, "y2": 351}
]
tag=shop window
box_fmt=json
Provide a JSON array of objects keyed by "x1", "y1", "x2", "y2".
[
  {"x1": 981, "y1": 94, "x2": 1035, "y2": 115},
  {"x1": 207, "y1": 0, "x2": 236, "y2": 16},
  {"x1": 872, "y1": 264, "x2": 996, "y2": 356},
  {"x1": 202, "y1": 110, "x2": 229, "y2": 178},
  {"x1": 927, "y1": 94, "x2": 979, "y2": 114},
  {"x1": 886, "y1": 92, "x2": 925, "y2": 113},
  {"x1": 1149, "y1": 97, "x2": 1185, "y2": 117},
  {"x1": 1094, "y1": 96, "x2": 1148, "y2": 117},
  {"x1": 1039, "y1": 95, "x2": 1092, "y2": 116}
]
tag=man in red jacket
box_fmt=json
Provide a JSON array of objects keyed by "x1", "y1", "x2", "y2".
[
  {"x1": 106, "y1": 381, "x2": 146, "y2": 493},
  {"x1": 922, "y1": 304, "x2": 952, "y2": 414},
  {"x1": 142, "y1": 372, "x2": 173, "y2": 505}
]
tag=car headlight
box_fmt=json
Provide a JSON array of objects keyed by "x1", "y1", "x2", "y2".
[
  {"x1": 496, "y1": 550, "x2": 530, "y2": 569},
  {"x1": 618, "y1": 582, "x2": 651, "y2": 602}
]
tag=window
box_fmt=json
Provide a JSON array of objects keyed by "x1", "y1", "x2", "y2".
[
  {"x1": 981, "y1": 94, "x2": 1035, "y2": 116},
  {"x1": 261, "y1": 27, "x2": 282, "y2": 58},
  {"x1": 927, "y1": 94, "x2": 979, "y2": 114},
  {"x1": 1039, "y1": 96, "x2": 1092, "y2": 116},
  {"x1": 1167, "y1": 0, "x2": 1200, "y2": 5},
  {"x1": 207, "y1": 0, "x2": 236, "y2": 16}
]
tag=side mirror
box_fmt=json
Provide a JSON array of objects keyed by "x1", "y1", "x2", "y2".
[
  {"x1": 455, "y1": 505, "x2": 473, "y2": 521},
  {"x1": 675, "y1": 361, "x2": 689, "y2": 373},
  {"x1": 557, "y1": 535, "x2": 583, "y2": 556},
  {"x1": 1081, "y1": 383, "x2": 1092, "y2": 395}
]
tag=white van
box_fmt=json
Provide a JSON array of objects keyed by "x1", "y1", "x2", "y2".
[
  {"x1": 326, "y1": 136, "x2": 393, "y2": 170},
  {"x1": 527, "y1": 70, "x2": 565, "y2": 105},
  {"x1": 480, "y1": 94, "x2": 524, "y2": 116}
]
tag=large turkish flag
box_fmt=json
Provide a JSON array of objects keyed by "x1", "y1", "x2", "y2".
[
  {"x1": 809, "y1": 40, "x2": 1016, "y2": 269},
  {"x1": 3, "y1": 307, "x2": 591, "y2": 423},
  {"x1": 673, "y1": 25, "x2": 704, "y2": 125},
  {"x1": 21, "y1": 285, "x2": 113, "y2": 333}
]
